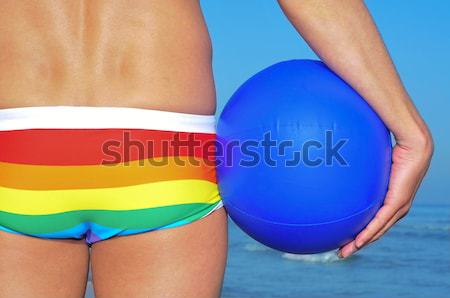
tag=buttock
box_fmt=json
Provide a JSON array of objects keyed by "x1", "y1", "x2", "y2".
[{"x1": 0, "y1": 106, "x2": 223, "y2": 245}]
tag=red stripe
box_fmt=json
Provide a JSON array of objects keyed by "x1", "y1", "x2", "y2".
[{"x1": 0, "y1": 129, "x2": 216, "y2": 165}]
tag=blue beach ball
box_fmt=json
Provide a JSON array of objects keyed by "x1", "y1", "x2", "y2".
[{"x1": 216, "y1": 60, "x2": 392, "y2": 254}]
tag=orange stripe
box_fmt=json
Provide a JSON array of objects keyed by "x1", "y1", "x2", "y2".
[{"x1": 0, "y1": 156, "x2": 216, "y2": 190}]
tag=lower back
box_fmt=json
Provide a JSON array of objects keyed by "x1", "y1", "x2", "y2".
[{"x1": 0, "y1": 0, "x2": 216, "y2": 114}]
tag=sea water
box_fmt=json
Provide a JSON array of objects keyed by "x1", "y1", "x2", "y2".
[{"x1": 85, "y1": 203, "x2": 450, "y2": 298}]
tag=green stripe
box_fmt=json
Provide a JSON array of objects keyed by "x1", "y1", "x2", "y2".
[{"x1": 0, "y1": 202, "x2": 219, "y2": 234}]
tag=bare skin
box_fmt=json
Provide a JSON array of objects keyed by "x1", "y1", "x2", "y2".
[
  {"x1": 0, "y1": 231, "x2": 89, "y2": 298},
  {"x1": 0, "y1": 0, "x2": 215, "y2": 114},
  {"x1": 0, "y1": 0, "x2": 433, "y2": 297}
]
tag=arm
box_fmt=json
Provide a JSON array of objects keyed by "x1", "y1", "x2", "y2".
[{"x1": 278, "y1": 0, "x2": 433, "y2": 258}]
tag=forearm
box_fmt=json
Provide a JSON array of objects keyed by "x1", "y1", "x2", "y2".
[{"x1": 278, "y1": 0, "x2": 432, "y2": 148}]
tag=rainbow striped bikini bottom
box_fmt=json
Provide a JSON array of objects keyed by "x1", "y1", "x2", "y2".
[{"x1": 0, "y1": 106, "x2": 222, "y2": 244}]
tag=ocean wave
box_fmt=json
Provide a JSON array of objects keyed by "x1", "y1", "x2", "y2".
[
  {"x1": 404, "y1": 224, "x2": 450, "y2": 232},
  {"x1": 243, "y1": 243, "x2": 271, "y2": 252},
  {"x1": 282, "y1": 251, "x2": 341, "y2": 263}
]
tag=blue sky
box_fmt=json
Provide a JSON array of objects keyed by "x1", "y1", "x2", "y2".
[{"x1": 201, "y1": 0, "x2": 450, "y2": 204}]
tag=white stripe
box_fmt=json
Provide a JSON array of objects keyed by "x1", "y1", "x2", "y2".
[
  {"x1": 0, "y1": 106, "x2": 216, "y2": 133},
  {"x1": 202, "y1": 200, "x2": 224, "y2": 218}
]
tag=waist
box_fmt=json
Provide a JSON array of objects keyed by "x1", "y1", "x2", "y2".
[
  {"x1": 0, "y1": 75, "x2": 216, "y2": 115},
  {"x1": 0, "y1": 106, "x2": 216, "y2": 133}
]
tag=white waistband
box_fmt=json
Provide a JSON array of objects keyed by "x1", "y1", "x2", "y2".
[{"x1": 0, "y1": 106, "x2": 216, "y2": 133}]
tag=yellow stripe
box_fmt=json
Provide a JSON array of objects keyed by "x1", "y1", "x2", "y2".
[{"x1": 0, "y1": 179, "x2": 220, "y2": 215}]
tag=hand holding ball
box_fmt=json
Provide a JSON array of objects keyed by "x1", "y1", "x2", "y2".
[{"x1": 216, "y1": 60, "x2": 392, "y2": 254}]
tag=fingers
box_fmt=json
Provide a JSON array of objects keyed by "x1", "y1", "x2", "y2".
[
  {"x1": 354, "y1": 165, "x2": 423, "y2": 249},
  {"x1": 338, "y1": 203, "x2": 411, "y2": 258},
  {"x1": 337, "y1": 144, "x2": 432, "y2": 259},
  {"x1": 369, "y1": 205, "x2": 410, "y2": 243},
  {"x1": 354, "y1": 203, "x2": 398, "y2": 248},
  {"x1": 366, "y1": 179, "x2": 422, "y2": 244},
  {"x1": 337, "y1": 201, "x2": 398, "y2": 258},
  {"x1": 338, "y1": 240, "x2": 357, "y2": 258}
]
